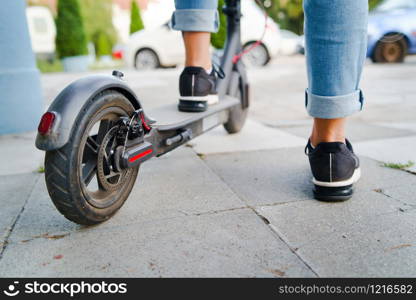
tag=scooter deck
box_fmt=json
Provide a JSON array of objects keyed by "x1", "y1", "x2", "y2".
[{"x1": 148, "y1": 95, "x2": 240, "y2": 132}]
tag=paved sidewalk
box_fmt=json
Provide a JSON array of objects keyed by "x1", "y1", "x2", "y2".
[{"x1": 1, "y1": 56, "x2": 416, "y2": 277}]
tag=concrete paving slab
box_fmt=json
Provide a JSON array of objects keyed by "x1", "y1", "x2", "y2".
[
  {"x1": 247, "y1": 57, "x2": 309, "y2": 124},
  {"x1": 297, "y1": 210, "x2": 416, "y2": 277},
  {"x1": 355, "y1": 136, "x2": 416, "y2": 172},
  {"x1": 0, "y1": 132, "x2": 43, "y2": 176},
  {"x1": 375, "y1": 122, "x2": 416, "y2": 133},
  {"x1": 203, "y1": 147, "x2": 315, "y2": 206},
  {"x1": 256, "y1": 191, "x2": 416, "y2": 277},
  {"x1": 204, "y1": 148, "x2": 416, "y2": 207},
  {"x1": 192, "y1": 119, "x2": 305, "y2": 155},
  {"x1": 0, "y1": 209, "x2": 316, "y2": 278},
  {"x1": 7, "y1": 147, "x2": 245, "y2": 242},
  {"x1": 357, "y1": 156, "x2": 416, "y2": 190},
  {"x1": 256, "y1": 190, "x2": 403, "y2": 248},
  {"x1": 377, "y1": 185, "x2": 416, "y2": 209},
  {"x1": 4, "y1": 178, "x2": 81, "y2": 243},
  {"x1": 0, "y1": 173, "x2": 39, "y2": 246}
]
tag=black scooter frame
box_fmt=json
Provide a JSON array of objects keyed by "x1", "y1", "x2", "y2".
[{"x1": 36, "y1": 0, "x2": 248, "y2": 167}]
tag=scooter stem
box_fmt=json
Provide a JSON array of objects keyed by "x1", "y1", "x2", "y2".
[{"x1": 217, "y1": 0, "x2": 242, "y2": 97}]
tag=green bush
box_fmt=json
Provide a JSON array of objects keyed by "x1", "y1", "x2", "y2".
[
  {"x1": 263, "y1": 0, "x2": 304, "y2": 35},
  {"x1": 94, "y1": 31, "x2": 112, "y2": 57},
  {"x1": 369, "y1": 0, "x2": 383, "y2": 10},
  {"x1": 80, "y1": 0, "x2": 118, "y2": 59},
  {"x1": 130, "y1": 0, "x2": 145, "y2": 34},
  {"x1": 211, "y1": 0, "x2": 227, "y2": 49},
  {"x1": 55, "y1": 0, "x2": 88, "y2": 58},
  {"x1": 262, "y1": 0, "x2": 383, "y2": 35}
]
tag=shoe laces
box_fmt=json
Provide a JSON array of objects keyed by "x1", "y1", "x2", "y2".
[
  {"x1": 304, "y1": 139, "x2": 313, "y2": 155},
  {"x1": 212, "y1": 64, "x2": 225, "y2": 79}
]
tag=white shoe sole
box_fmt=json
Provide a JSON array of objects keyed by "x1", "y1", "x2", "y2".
[
  {"x1": 312, "y1": 167, "x2": 361, "y2": 187},
  {"x1": 179, "y1": 94, "x2": 219, "y2": 105}
]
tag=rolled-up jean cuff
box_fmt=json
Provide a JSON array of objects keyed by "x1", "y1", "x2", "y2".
[
  {"x1": 171, "y1": 9, "x2": 219, "y2": 33},
  {"x1": 305, "y1": 89, "x2": 364, "y2": 119}
]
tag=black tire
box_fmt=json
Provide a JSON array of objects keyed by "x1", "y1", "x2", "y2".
[
  {"x1": 223, "y1": 81, "x2": 248, "y2": 134},
  {"x1": 372, "y1": 34, "x2": 407, "y2": 63},
  {"x1": 44, "y1": 91, "x2": 139, "y2": 225},
  {"x1": 134, "y1": 48, "x2": 160, "y2": 70},
  {"x1": 242, "y1": 42, "x2": 270, "y2": 67}
]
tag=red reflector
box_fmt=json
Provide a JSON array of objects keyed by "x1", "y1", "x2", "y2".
[
  {"x1": 128, "y1": 149, "x2": 153, "y2": 163},
  {"x1": 38, "y1": 112, "x2": 56, "y2": 135},
  {"x1": 113, "y1": 50, "x2": 123, "y2": 60}
]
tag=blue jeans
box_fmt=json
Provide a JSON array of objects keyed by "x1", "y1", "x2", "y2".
[
  {"x1": 172, "y1": 0, "x2": 220, "y2": 33},
  {"x1": 172, "y1": 0, "x2": 368, "y2": 119}
]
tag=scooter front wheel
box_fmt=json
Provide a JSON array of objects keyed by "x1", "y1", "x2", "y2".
[
  {"x1": 223, "y1": 81, "x2": 248, "y2": 134},
  {"x1": 44, "y1": 90, "x2": 139, "y2": 225}
]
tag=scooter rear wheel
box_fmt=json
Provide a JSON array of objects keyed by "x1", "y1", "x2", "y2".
[{"x1": 44, "y1": 90, "x2": 139, "y2": 225}]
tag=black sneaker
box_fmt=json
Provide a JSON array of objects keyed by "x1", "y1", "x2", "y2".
[
  {"x1": 178, "y1": 66, "x2": 222, "y2": 112},
  {"x1": 305, "y1": 139, "x2": 361, "y2": 201}
]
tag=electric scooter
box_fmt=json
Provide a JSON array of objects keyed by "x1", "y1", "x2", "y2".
[{"x1": 35, "y1": 0, "x2": 249, "y2": 225}]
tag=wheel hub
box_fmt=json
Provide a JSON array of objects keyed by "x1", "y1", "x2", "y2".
[
  {"x1": 96, "y1": 126, "x2": 131, "y2": 192},
  {"x1": 383, "y1": 43, "x2": 401, "y2": 62}
]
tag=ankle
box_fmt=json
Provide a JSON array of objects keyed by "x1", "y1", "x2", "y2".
[
  {"x1": 310, "y1": 118, "x2": 346, "y2": 147},
  {"x1": 185, "y1": 61, "x2": 211, "y2": 71},
  {"x1": 310, "y1": 134, "x2": 345, "y2": 147}
]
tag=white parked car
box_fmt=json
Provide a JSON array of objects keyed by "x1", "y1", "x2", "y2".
[
  {"x1": 26, "y1": 6, "x2": 56, "y2": 60},
  {"x1": 279, "y1": 29, "x2": 303, "y2": 55},
  {"x1": 125, "y1": 0, "x2": 281, "y2": 69}
]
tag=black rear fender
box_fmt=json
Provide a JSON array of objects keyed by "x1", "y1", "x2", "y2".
[{"x1": 35, "y1": 74, "x2": 146, "y2": 151}]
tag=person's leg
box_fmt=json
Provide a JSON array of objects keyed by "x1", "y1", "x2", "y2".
[
  {"x1": 183, "y1": 32, "x2": 212, "y2": 70},
  {"x1": 171, "y1": 0, "x2": 219, "y2": 112},
  {"x1": 305, "y1": 0, "x2": 368, "y2": 144},
  {"x1": 173, "y1": 0, "x2": 218, "y2": 70},
  {"x1": 304, "y1": 0, "x2": 368, "y2": 201}
]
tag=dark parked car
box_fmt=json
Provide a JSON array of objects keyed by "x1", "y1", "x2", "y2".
[{"x1": 367, "y1": 0, "x2": 416, "y2": 63}]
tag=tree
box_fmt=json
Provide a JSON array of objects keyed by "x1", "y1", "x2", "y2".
[
  {"x1": 369, "y1": 0, "x2": 383, "y2": 10},
  {"x1": 94, "y1": 31, "x2": 113, "y2": 57},
  {"x1": 262, "y1": 0, "x2": 384, "y2": 35},
  {"x1": 130, "y1": 0, "x2": 145, "y2": 34},
  {"x1": 263, "y1": 0, "x2": 304, "y2": 35},
  {"x1": 55, "y1": 0, "x2": 88, "y2": 58},
  {"x1": 80, "y1": 0, "x2": 118, "y2": 57},
  {"x1": 211, "y1": 0, "x2": 227, "y2": 49}
]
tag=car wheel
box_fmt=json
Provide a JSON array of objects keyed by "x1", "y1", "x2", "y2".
[
  {"x1": 242, "y1": 42, "x2": 270, "y2": 67},
  {"x1": 135, "y1": 48, "x2": 160, "y2": 70},
  {"x1": 372, "y1": 34, "x2": 407, "y2": 63}
]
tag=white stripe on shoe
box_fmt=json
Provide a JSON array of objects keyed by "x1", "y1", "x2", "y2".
[
  {"x1": 191, "y1": 74, "x2": 195, "y2": 96},
  {"x1": 179, "y1": 94, "x2": 219, "y2": 105},
  {"x1": 312, "y1": 168, "x2": 361, "y2": 187},
  {"x1": 329, "y1": 153, "x2": 332, "y2": 182}
]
